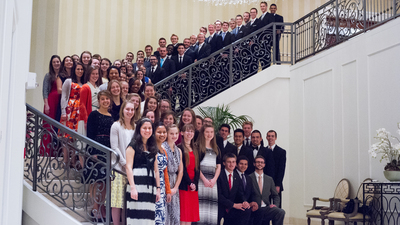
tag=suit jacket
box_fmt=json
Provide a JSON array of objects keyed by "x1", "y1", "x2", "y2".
[
  {"x1": 268, "y1": 13, "x2": 284, "y2": 30},
  {"x1": 171, "y1": 54, "x2": 193, "y2": 71},
  {"x1": 218, "y1": 170, "x2": 245, "y2": 222},
  {"x1": 206, "y1": 33, "x2": 223, "y2": 53},
  {"x1": 184, "y1": 48, "x2": 196, "y2": 62},
  {"x1": 220, "y1": 31, "x2": 233, "y2": 47},
  {"x1": 217, "y1": 138, "x2": 237, "y2": 160},
  {"x1": 157, "y1": 57, "x2": 176, "y2": 77},
  {"x1": 250, "y1": 172, "x2": 280, "y2": 207},
  {"x1": 235, "y1": 170, "x2": 254, "y2": 202},
  {"x1": 246, "y1": 146, "x2": 275, "y2": 178},
  {"x1": 271, "y1": 145, "x2": 286, "y2": 191},
  {"x1": 189, "y1": 44, "x2": 198, "y2": 53},
  {"x1": 246, "y1": 18, "x2": 261, "y2": 34},
  {"x1": 232, "y1": 25, "x2": 249, "y2": 42},
  {"x1": 259, "y1": 12, "x2": 272, "y2": 28},
  {"x1": 145, "y1": 65, "x2": 166, "y2": 84},
  {"x1": 195, "y1": 42, "x2": 211, "y2": 61}
]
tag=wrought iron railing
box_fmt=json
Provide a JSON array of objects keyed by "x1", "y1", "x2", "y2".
[
  {"x1": 155, "y1": 22, "x2": 294, "y2": 113},
  {"x1": 294, "y1": 0, "x2": 400, "y2": 62},
  {"x1": 155, "y1": 0, "x2": 399, "y2": 113},
  {"x1": 24, "y1": 104, "x2": 120, "y2": 224}
]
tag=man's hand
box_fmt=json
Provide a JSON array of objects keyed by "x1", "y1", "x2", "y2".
[
  {"x1": 233, "y1": 203, "x2": 244, "y2": 211},
  {"x1": 269, "y1": 204, "x2": 277, "y2": 208},
  {"x1": 242, "y1": 201, "x2": 250, "y2": 209},
  {"x1": 276, "y1": 186, "x2": 280, "y2": 193},
  {"x1": 250, "y1": 202, "x2": 259, "y2": 211}
]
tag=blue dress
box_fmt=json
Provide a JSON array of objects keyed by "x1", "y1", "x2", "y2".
[{"x1": 155, "y1": 149, "x2": 168, "y2": 225}]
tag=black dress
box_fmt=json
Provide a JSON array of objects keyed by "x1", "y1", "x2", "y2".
[
  {"x1": 82, "y1": 110, "x2": 114, "y2": 183},
  {"x1": 111, "y1": 98, "x2": 123, "y2": 121}
]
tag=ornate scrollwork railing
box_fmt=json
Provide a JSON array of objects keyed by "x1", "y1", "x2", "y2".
[
  {"x1": 155, "y1": 22, "x2": 294, "y2": 113},
  {"x1": 363, "y1": 182, "x2": 400, "y2": 225},
  {"x1": 294, "y1": 0, "x2": 400, "y2": 62},
  {"x1": 25, "y1": 104, "x2": 120, "y2": 224}
]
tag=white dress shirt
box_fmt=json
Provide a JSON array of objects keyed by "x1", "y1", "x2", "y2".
[{"x1": 253, "y1": 144, "x2": 261, "y2": 158}]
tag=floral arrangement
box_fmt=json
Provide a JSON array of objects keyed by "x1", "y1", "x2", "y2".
[{"x1": 369, "y1": 125, "x2": 400, "y2": 171}]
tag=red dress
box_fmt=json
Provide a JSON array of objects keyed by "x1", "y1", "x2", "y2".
[
  {"x1": 40, "y1": 80, "x2": 60, "y2": 156},
  {"x1": 179, "y1": 151, "x2": 200, "y2": 222}
]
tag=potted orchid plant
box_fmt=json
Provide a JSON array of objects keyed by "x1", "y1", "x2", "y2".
[{"x1": 369, "y1": 124, "x2": 400, "y2": 181}]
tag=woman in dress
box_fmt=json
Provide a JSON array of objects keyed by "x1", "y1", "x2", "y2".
[
  {"x1": 143, "y1": 96, "x2": 160, "y2": 122},
  {"x1": 155, "y1": 123, "x2": 172, "y2": 225},
  {"x1": 176, "y1": 108, "x2": 198, "y2": 145},
  {"x1": 178, "y1": 124, "x2": 200, "y2": 225},
  {"x1": 85, "y1": 90, "x2": 114, "y2": 221},
  {"x1": 100, "y1": 58, "x2": 111, "y2": 83},
  {"x1": 41, "y1": 55, "x2": 61, "y2": 156},
  {"x1": 162, "y1": 124, "x2": 184, "y2": 225},
  {"x1": 60, "y1": 62, "x2": 84, "y2": 165},
  {"x1": 80, "y1": 65, "x2": 102, "y2": 127},
  {"x1": 110, "y1": 101, "x2": 136, "y2": 225},
  {"x1": 126, "y1": 93, "x2": 142, "y2": 122},
  {"x1": 126, "y1": 118, "x2": 161, "y2": 225},
  {"x1": 195, "y1": 123, "x2": 221, "y2": 225},
  {"x1": 57, "y1": 56, "x2": 74, "y2": 94},
  {"x1": 107, "y1": 80, "x2": 123, "y2": 121}
]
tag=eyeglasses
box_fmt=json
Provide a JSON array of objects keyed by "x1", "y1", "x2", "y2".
[{"x1": 255, "y1": 161, "x2": 265, "y2": 164}]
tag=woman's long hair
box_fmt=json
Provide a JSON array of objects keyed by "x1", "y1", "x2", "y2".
[
  {"x1": 70, "y1": 62, "x2": 85, "y2": 84},
  {"x1": 131, "y1": 118, "x2": 158, "y2": 157},
  {"x1": 48, "y1": 55, "x2": 61, "y2": 82},
  {"x1": 181, "y1": 124, "x2": 199, "y2": 171},
  {"x1": 196, "y1": 123, "x2": 219, "y2": 156},
  {"x1": 178, "y1": 108, "x2": 197, "y2": 132},
  {"x1": 118, "y1": 100, "x2": 136, "y2": 129},
  {"x1": 143, "y1": 96, "x2": 160, "y2": 122}
]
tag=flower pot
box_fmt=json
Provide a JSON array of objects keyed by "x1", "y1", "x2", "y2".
[{"x1": 383, "y1": 170, "x2": 400, "y2": 181}]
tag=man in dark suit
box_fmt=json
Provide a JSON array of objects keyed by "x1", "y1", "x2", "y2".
[
  {"x1": 132, "y1": 57, "x2": 149, "y2": 74},
  {"x1": 231, "y1": 15, "x2": 249, "y2": 42},
  {"x1": 170, "y1": 34, "x2": 179, "y2": 56},
  {"x1": 146, "y1": 55, "x2": 166, "y2": 84},
  {"x1": 206, "y1": 24, "x2": 223, "y2": 53},
  {"x1": 258, "y1": 1, "x2": 273, "y2": 69},
  {"x1": 183, "y1": 38, "x2": 196, "y2": 61},
  {"x1": 171, "y1": 43, "x2": 193, "y2": 71},
  {"x1": 233, "y1": 129, "x2": 252, "y2": 158},
  {"x1": 189, "y1": 34, "x2": 198, "y2": 52},
  {"x1": 195, "y1": 33, "x2": 211, "y2": 61},
  {"x1": 250, "y1": 155, "x2": 285, "y2": 225},
  {"x1": 221, "y1": 21, "x2": 233, "y2": 47},
  {"x1": 217, "y1": 124, "x2": 237, "y2": 160},
  {"x1": 268, "y1": 4, "x2": 284, "y2": 63},
  {"x1": 157, "y1": 47, "x2": 176, "y2": 77},
  {"x1": 266, "y1": 130, "x2": 286, "y2": 208},
  {"x1": 247, "y1": 130, "x2": 275, "y2": 178},
  {"x1": 217, "y1": 153, "x2": 251, "y2": 225},
  {"x1": 144, "y1": 45, "x2": 153, "y2": 63},
  {"x1": 258, "y1": 1, "x2": 272, "y2": 28},
  {"x1": 154, "y1": 37, "x2": 167, "y2": 58},
  {"x1": 247, "y1": 8, "x2": 261, "y2": 34}
]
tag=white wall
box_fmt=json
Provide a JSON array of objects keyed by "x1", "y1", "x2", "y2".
[
  {"x1": 288, "y1": 17, "x2": 400, "y2": 223},
  {"x1": 197, "y1": 17, "x2": 400, "y2": 224}
]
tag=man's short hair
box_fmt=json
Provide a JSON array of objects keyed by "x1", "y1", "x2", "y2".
[
  {"x1": 254, "y1": 155, "x2": 265, "y2": 162},
  {"x1": 236, "y1": 14, "x2": 243, "y2": 19},
  {"x1": 159, "y1": 37, "x2": 166, "y2": 41},
  {"x1": 176, "y1": 43, "x2": 185, "y2": 48},
  {"x1": 251, "y1": 130, "x2": 262, "y2": 136},
  {"x1": 222, "y1": 21, "x2": 229, "y2": 26},
  {"x1": 234, "y1": 128, "x2": 245, "y2": 136},
  {"x1": 250, "y1": 7, "x2": 258, "y2": 13},
  {"x1": 237, "y1": 155, "x2": 249, "y2": 164},
  {"x1": 200, "y1": 26, "x2": 208, "y2": 33},
  {"x1": 145, "y1": 45, "x2": 153, "y2": 50},
  {"x1": 243, "y1": 121, "x2": 253, "y2": 128},
  {"x1": 137, "y1": 50, "x2": 144, "y2": 54},
  {"x1": 270, "y1": 3, "x2": 277, "y2": 7},
  {"x1": 267, "y1": 130, "x2": 277, "y2": 138},
  {"x1": 244, "y1": 12, "x2": 250, "y2": 16},
  {"x1": 214, "y1": 20, "x2": 222, "y2": 25},
  {"x1": 223, "y1": 153, "x2": 237, "y2": 162},
  {"x1": 171, "y1": 34, "x2": 178, "y2": 39},
  {"x1": 260, "y1": 1, "x2": 268, "y2": 7},
  {"x1": 219, "y1": 123, "x2": 231, "y2": 132}
]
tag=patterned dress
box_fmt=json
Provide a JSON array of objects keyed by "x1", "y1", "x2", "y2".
[
  {"x1": 196, "y1": 148, "x2": 219, "y2": 225},
  {"x1": 62, "y1": 82, "x2": 81, "y2": 138},
  {"x1": 163, "y1": 142, "x2": 181, "y2": 225},
  {"x1": 155, "y1": 148, "x2": 169, "y2": 225},
  {"x1": 126, "y1": 142, "x2": 157, "y2": 225}
]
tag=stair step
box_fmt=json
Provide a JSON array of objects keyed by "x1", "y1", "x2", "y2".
[
  {"x1": 24, "y1": 165, "x2": 82, "y2": 180},
  {"x1": 24, "y1": 178, "x2": 88, "y2": 194},
  {"x1": 62, "y1": 207, "x2": 91, "y2": 222},
  {"x1": 42, "y1": 192, "x2": 90, "y2": 208}
]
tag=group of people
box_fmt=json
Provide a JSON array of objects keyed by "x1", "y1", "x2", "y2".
[{"x1": 40, "y1": 2, "x2": 286, "y2": 225}]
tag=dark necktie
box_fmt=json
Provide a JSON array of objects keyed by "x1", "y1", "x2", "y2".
[
  {"x1": 151, "y1": 67, "x2": 155, "y2": 74},
  {"x1": 179, "y1": 56, "x2": 182, "y2": 64},
  {"x1": 241, "y1": 173, "x2": 246, "y2": 189}
]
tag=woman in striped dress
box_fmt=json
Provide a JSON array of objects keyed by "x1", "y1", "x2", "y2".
[
  {"x1": 125, "y1": 118, "x2": 161, "y2": 225},
  {"x1": 195, "y1": 123, "x2": 221, "y2": 225},
  {"x1": 162, "y1": 124, "x2": 184, "y2": 225}
]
